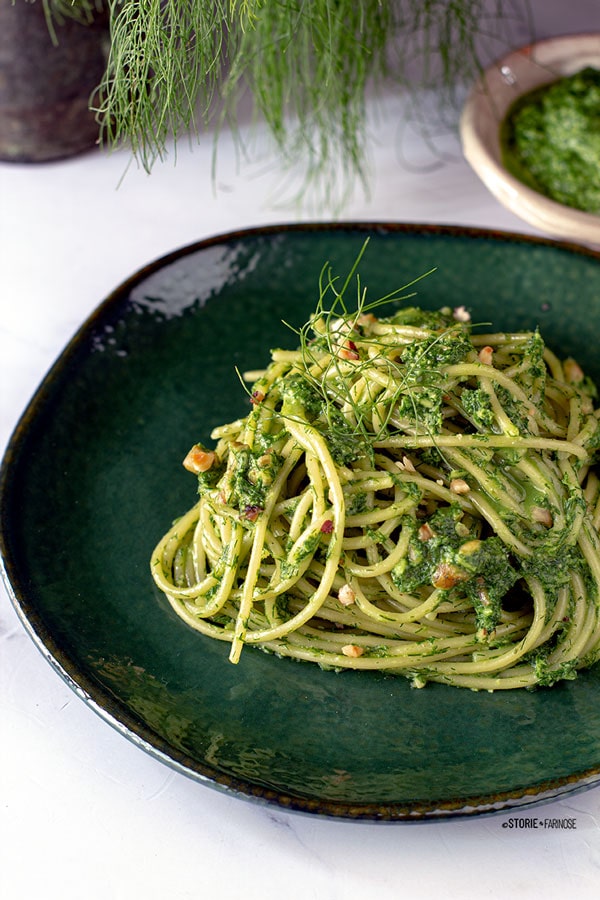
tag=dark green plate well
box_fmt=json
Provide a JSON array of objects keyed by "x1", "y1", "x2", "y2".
[{"x1": 3, "y1": 223, "x2": 600, "y2": 821}]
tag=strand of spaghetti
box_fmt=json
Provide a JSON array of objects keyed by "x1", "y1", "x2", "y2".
[
  {"x1": 255, "y1": 516, "x2": 333, "y2": 601},
  {"x1": 345, "y1": 469, "x2": 477, "y2": 513},
  {"x1": 343, "y1": 498, "x2": 418, "y2": 531},
  {"x1": 343, "y1": 517, "x2": 408, "y2": 553},
  {"x1": 311, "y1": 560, "x2": 446, "y2": 622},
  {"x1": 350, "y1": 574, "x2": 445, "y2": 624},
  {"x1": 284, "y1": 597, "x2": 532, "y2": 649},
  {"x1": 319, "y1": 446, "x2": 531, "y2": 558},
  {"x1": 435, "y1": 446, "x2": 526, "y2": 518},
  {"x1": 543, "y1": 346, "x2": 566, "y2": 381},
  {"x1": 425, "y1": 669, "x2": 540, "y2": 690},
  {"x1": 230, "y1": 518, "x2": 275, "y2": 661},
  {"x1": 445, "y1": 361, "x2": 565, "y2": 436},
  {"x1": 455, "y1": 490, "x2": 532, "y2": 556},
  {"x1": 583, "y1": 470, "x2": 600, "y2": 505},
  {"x1": 293, "y1": 624, "x2": 533, "y2": 663},
  {"x1": 567, "y1": 395, "x2": 584, "y2": 443},
  {"x1": 285, "y1": 487, "x2": 315, "y2": 542},
  {"x1": 444, "y1": 361, "x2": 543, "y2": 401},
  {"x1": 235, "y1": 416, "x2": 345, "y2": 645},
  {"x1": 469, "y1": 332, "x2": 535, "y2": 346},
  {"x1": 343, "y1": 526, "x2": 411, "y2": 577},
  {"x1": 256, "y1": 625, "x2": 529, "y2": 673},
  {"x1": 305, "y1": 451, "x2": 328, "y2": 516},
  {"x1": 578, "y1": 519, "x2": 600, "y2": 598},
  {"x1": 288, "y1": 581, "x2": 468, "y2": 640},
  {"x1": 375, "y1": 433, "x2": 589, "y2": 459},
  {"x1": 553, "y1": 574, "x2": 598, "y2": 661},
  {"x1": 199, "y1": 497, "x2": 232, "y2": 566},
  {"x1": 151, "y1": 505, "x2": 219, "y2": 600},
  {"x1": 259, "y1": 530, "x2": 288, "y2": 591},
  {"x1": 475, "y1": 376, "x2": 520, "y2": 437},
  {"x1": 279, "y1": 627, "x2": 479, "y2": 660},
  {"x1": 190, "y1": 509, "x2": 208, "y2": 583},
  {"x1": 166, "y1": 596, "x2": 235, "y2": 640},
  {"x1": 190, "y1": 519, "x2": 245, "y2": 617},
  {"x1": 415, "y1": 577, "x2": 559, "y2": 677},
  {"x1": 291, "y1": 573, "x2": 532, "y2": 638},
  {"x1": 228, "y1": 441, "x2": 305, "y2": 662},
  {"x1": 572, "y1": 409, "x2": 600, "y2": 447},
  {"x1": 556, "y1": 458, "x2": 587, "y2": 545},
  {"x1": 514, "y1": 454, "x2": 563, "y2": 506}
]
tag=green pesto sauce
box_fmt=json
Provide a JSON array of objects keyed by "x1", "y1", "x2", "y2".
[{"x1": 501, "y1": 66, "x2": 600, "y2": 214}]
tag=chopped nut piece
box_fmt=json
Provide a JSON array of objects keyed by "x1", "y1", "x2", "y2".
[
  {"x1": 418, "y1": 523, "x2": 435, "y2": 542},
  {"x1": 338, "y1": 339, "x2": 360, "y2": 361},
  {"x1": 532, "y1": 506, "x2": 553, "y2": 528},
  {"x1": 450, "y1": 478, "x2": 470, "y2": 494},
  {"x1": 459, "y1": 539, "x2": 482, "y2": 556},
  {"x1": 338, "y1": 583, "x2": 356, "y2": 606},
  {"x1": 478, "y1": 346, "x2": 494, "y2": 366},
  {"x1": 408, "y1": 543, "x2": 420, "y2": 563},
  {"x1": 341, "y1": 644, "x2": 364, "y2": 658},
  {"x1": 402, "y1": 456, "x2": 417, "y2": 472},
  {"x1": 242, "y1": 504, "x2": 263, "y2": 521},
  {"x1": 357, "y1": 313, "x2": 376, "y2": 327},
  {"x1": 432, "y1": 562, "x2": 469, "y2": 590},
  {"x1": 183, "y1": 446, "x2": 216, "y2": 474},
  {"x1": 477, "y1": 627, "x2": 496, "y2": 642},
  {"x1": 453, "y1": 305, "x2": 471, "y2": 323},
  {"x1": 330, "y1": 317, "x2": 351, "y2": 335},
  {"x1": 476, "y1": 576, "x2": 491, "y2": 607}
]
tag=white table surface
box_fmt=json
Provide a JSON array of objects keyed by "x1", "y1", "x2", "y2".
[{"x1": 2, "y1": 8, "x2": 600, "y2": 897}]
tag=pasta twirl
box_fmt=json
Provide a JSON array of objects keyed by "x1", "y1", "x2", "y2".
[{"x1": 151, "y1": 279, "x2": 600, "y2": 690}]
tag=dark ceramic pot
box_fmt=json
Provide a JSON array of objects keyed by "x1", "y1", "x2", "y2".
[{"x1": 0, "y1": 1, "x2": 109, "y2": 162}]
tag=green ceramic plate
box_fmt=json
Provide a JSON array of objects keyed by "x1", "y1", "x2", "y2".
[{"x1": 3, "y1": 223, "x2": 600, "y2": 821}]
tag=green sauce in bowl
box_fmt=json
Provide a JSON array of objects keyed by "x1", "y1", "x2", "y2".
[{"x1": 502, "y1": 66, "x2": 600, "y2": 215}]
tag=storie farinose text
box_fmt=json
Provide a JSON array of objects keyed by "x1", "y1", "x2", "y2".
[{"x1": 501, "y1": 817, "x2": 577, "y2": 830}]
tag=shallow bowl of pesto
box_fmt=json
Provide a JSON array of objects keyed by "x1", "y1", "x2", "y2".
[{"x1": 460, "y1": 33, "x2": 600, "y2": 244}]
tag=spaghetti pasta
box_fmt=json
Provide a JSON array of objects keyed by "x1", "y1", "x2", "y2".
[{"x1": 151, "y1": 264, "x2": 600, "y2": 690}]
